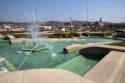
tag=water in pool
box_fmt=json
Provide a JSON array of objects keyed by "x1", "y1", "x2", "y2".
[{"x1": 0, "y1": 38, "x2": 121, "y2": 75}]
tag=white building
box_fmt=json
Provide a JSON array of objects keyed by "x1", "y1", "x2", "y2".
[
  {"x1": 3, "y1": 24, "x2": 11, "y2": 29},
  {"x1": 61, "y1": 28, "x2": 67, "y2": 32},
  {"x1": 42, "y1": 26, "x2": 52, "y2": 30}
]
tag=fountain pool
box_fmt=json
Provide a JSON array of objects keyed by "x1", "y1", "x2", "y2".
[{"x1": 0, "y1": 38, "x2": 121, "y2": 75}]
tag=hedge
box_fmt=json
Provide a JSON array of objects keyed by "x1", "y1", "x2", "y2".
[
  {"x1": 82, "y1": 32, "x2": 112, "y2": 37},
  {"x1": 48, "y1": 33, "x2": 80, "y2": 38},
  {"x1": 115, "y1": 34, "x2": 125, "y2": 38}
]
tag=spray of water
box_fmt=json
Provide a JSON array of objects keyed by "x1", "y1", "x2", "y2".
[
  {"x1": 23, "y1": 11, "x2": 47, "y2": 50},
  {"x1": 18, "y1": 11, "x2": 56, "y2": 70}
]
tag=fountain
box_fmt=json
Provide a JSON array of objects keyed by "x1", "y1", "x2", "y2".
[
  {"x1": 22, "y1": 11, "x2": 48, "y2": 53},
  {"x1": 17, "y1": 11, "x2": 56, "y2": 70}
]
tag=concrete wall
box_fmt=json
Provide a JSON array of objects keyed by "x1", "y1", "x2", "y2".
[
  {"x1": 0, "y1": 69, "x2": 95, "y2": 83},
  {"x1": 79, "y1": 45, "x2": 125, "y2": 83},
  {"x1": 79, "y1": 47, "x2": 111, "y2": 59},
  {"x1": 120, "y1": 55, "x2": 125, "y2": 83},
  {"x1": 10, "y1": 38, "x2": 31, "y2": 44},
  {"x1": 83, "y1": 51, "x2": 125, "y2": 83},
  {"x1": 63, "y1": 44, "x2": 84, "y2": 53}
]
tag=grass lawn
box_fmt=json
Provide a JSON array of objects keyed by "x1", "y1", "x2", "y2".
[{"x1": 110, "y1": 41, "x2": 125, "y2": 47}]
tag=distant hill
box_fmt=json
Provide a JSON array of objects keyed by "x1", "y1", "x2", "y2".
[{"x1": 0, "y1": 21, "x2": 125, "y2": 26}]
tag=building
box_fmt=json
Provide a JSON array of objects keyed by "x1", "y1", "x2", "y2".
[
  {"x1": 41, "y1": 26, "x2": 53, "y2": 31},
  {"x1": 95, "y1": 17, "x2": 104, "y2": 29},
  {"x1": 0, "y1": 24, "x2": 25, "y2": 32}
]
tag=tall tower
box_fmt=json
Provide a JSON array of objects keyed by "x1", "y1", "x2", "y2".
[
  {"x1": 100, "y1": 17, "x2": 102, "y2": 22},
  {"x1": 98, "y1": 17, "x2": 104, "y2": 28},
  {"x1": 86, "y1": 3, "x2": 89, "y2": 28},
  {"x1": 86, "y1": 4, "x2": 89, "y2": 27},
  {"x1": 70, "y1": 17, "x2": 73, "y2": 26}
]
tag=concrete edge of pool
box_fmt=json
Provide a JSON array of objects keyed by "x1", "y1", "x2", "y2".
[
  {"x1": 84, "y1": 51, "x2": 125, "y2": 83},
  {"x1": 0, "y1": 69, "x2": 96, "y2": 83},
  {"x1": 0, "y1": 45, "x2": 125, "y2": 83}
]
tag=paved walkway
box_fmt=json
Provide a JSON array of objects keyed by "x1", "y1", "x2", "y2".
[{"x1": 0, "y1": 69, "x2": 95, "y2": 83}]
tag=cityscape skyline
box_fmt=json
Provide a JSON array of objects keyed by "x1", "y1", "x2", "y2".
[{"x1": 0, "y1": 0, "x2": 125, "y2": 23}]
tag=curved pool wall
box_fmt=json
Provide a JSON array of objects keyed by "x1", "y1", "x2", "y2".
[
  {"x1": 56, "y1": 45, "x2": 115, "y2": 76},
  {"x1": 0, "y1": 38, "x2": 122, "y2": 75}
]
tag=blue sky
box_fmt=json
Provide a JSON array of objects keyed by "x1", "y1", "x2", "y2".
[{"x1": 0, "y1": 0, "x2": 125, "y2": 22}]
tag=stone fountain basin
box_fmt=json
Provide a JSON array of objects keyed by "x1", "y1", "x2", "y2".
[{"x1": 22, "y1": 47, "x2": 48, "y2": 53}]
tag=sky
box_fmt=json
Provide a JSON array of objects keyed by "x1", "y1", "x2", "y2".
[{"x1": 0, "y1": 0, "x2": 125, "y2": 22}]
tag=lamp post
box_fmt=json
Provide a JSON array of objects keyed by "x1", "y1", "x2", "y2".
[{"x1": 86, "y1": 4, "x2": 89, "y2": 29}]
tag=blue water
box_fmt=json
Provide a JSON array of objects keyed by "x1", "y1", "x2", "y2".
[{"x1": 0, "y1": 38, "x2": 121, "y2": 75}]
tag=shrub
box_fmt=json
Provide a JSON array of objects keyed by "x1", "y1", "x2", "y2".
[
  {"x1": 48, "y1": 33, "x2": 80, "y2": 38},
  {"x1": 82, "y1": 32, "x2": 112, "y2": 37},
  {"x1": 68, "y1": 32, "x2": 80, "y2": 37},
  {"x1": 82, "y1": 33, "x2": 88, "y2": 36},
  {"x1": 115, "y1": 34, "x2": 125, "y2": 38}
]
